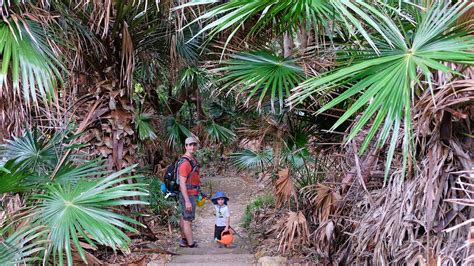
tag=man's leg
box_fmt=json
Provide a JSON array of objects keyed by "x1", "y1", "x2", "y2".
[
  {"x1": 179, "y1": 194, "x2": 197, "y2": 246},
  {"x1": 182, "y1": 219, "x2": 193, "y2": 244},
  {"x1": 180, "y1": 218, "x2": 186, "y2": 239}
]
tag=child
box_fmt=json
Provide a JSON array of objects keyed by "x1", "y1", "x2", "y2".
[{"x1": 211, "y1": 191, "x2": 230, "y2": 248}]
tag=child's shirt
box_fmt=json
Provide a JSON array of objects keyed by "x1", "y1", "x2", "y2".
[{"x1": 214, "y1": 204, "x2": 230, "y2": 227}]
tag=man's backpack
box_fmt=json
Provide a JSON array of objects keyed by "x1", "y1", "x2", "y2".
[{"x1": 163, "y1": 157, "x2": 197, "y2": 197}]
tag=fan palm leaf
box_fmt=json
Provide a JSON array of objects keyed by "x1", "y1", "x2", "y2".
[
  {"x1": 134, "y1": 112, "x2": 158, "y2": 141},
  {"x1": 0, "y1": 226, "x2": 47, "y2": 265},
  {"x1": 0, "y1": 17, "x2": 62, "y2": 107},
  {"x1": 31, "y1": 165, "x2": 148, "y2": 265},
  {"x1": 0, "y1": 129, "x2": 59, "y2": 172},
  {"x1": 204, "y1": 121, "x2": 236, "y2": 144},
  {"x1": 218, "y1": 50, "x2": 304, "y2": 114},
  {"x1": 0, "y1": 160, "x2": 33, "y2": 193},
  {"x1": 177, "y1": 0, "x2": 400, "y2": 53},
  {"x1": 229, "y1": 148, "x2": 273, "y2": 172},
  {"x1": 290, "y1": 2, "x2": 474, "y2": 179},
  {"x1": 164, "y1": 116, "x2": 193, "y2": 148}
]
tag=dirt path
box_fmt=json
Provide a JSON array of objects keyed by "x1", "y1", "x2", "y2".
[{"x1": 148, "y1": 168, "x2": 259, "y2": 265}]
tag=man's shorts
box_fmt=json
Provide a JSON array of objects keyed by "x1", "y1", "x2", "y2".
[{"x1": 179, "y1": 193, "x2": 197, "y2": 221}]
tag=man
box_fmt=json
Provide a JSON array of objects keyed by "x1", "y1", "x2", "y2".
[{"x1": 178, "y1": 136, "x2": 201, "y2": 248}]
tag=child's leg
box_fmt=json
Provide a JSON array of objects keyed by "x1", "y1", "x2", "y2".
[{"x1": 214, "y1": 225, "x2": 226, "y2": 244}]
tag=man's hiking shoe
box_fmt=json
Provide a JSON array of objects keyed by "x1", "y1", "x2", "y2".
[
  {"x1": 187, "y1": 242, "x2": 198, "y2": 248},
  {"x1": 179, "y1": 239, "x2": 198, "y2": 248},
  {"x1": 178, "y1": 239, "x2": 187, "y2": 247}
]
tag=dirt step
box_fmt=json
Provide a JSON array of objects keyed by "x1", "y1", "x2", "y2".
[
  {"x1": 175, "y1": 245, "x2": 250, "y2": 255},
  {"x1": 148, "y1": 253, "x2": 256, "y2": 266}
]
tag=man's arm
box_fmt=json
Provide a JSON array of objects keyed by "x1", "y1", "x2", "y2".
[{"x1": 179, "y1": 175, "x2": 192, "y2": 211}]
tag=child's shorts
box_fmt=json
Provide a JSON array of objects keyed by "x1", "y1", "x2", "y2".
[{"x1": 214, "y1": 225, "x2": 226, "y2": 240}]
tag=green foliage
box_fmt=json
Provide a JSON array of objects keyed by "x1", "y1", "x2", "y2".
[
  {"x1": 0, "y1": 129, "x2": 150, "y2": 265},
  {"x1": 218, "y1": 50, "x2": 304, "y2": 114},
  {"x1": 0, "y1": 19, "x2": 62, "y2": 106},
  {"x1": 0, "y1": 160, "x2": 34, "y2": 193},
  {"x1": 290, "y1": 2, "x2": 474, "y2": 179},
  {"x1": 0, "y1": 226, "x2": 47, "y2": 265},
  {"x1": 229, "y1": 149, "x2": 273, "y2": 173},
  {"x1": 178, "y1": 66, "x2": 214, "y2": 92},
  {"x1": 194, "y1": 146, "x2": 218, "y2": 166},
  {"x1": 54, "y1": 161, "x2": 108, "y2": 185},
  {"x1": 164, "y1": 117, "x2": 193, "y2": 149},
  {"x1": 176, "y1": 25, "x2": 205, "y2": 65},
  {"x1": 32, "y1": 165, "x2": 148, "y2": 266},
  {"x1": 147, "y1": 177, "x2": 179, "y2": 227},
  {"x1": 1, "y1": 129, "x2": 60, "y2": 173},
  {"x1": 241, "y1": 192, "x2": 274, "y2": 229},
  {"x1": 204, "y1": 121, "x2": 237, "y2": 145},
  {"x1": 135, "y1": 112, "x2": 158, "y2": 141},
  {"x1": 179, "y1": 0, "x2": 399, "y2": 53}
]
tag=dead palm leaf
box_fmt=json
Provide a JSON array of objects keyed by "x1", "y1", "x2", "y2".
[
  {"x1": 274, "y1": 168, "x2": 294, "y2": 208},
  {"x1": 301, "y1": 183, "x2": 340, "y2": 224},
  {"x1": 277, "y1": 211, "x2": 310, "y2": 253}
]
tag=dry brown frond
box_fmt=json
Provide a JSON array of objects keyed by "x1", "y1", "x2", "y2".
[
  {"x1": 121, "y1": 22, "x2": 135, "y2": 95},
  {"x1": 276, "y1": 211, "x2": 310, "y2": 254},
  {"x1": 274, "y1": 168, "x2": 295, "y2": 208}
]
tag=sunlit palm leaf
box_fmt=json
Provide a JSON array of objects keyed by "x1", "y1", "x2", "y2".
[
  {"x1": 32, "y1": 165, "x2": 148, "y2": 265},
  {"x1": 218, "y1": 50, "x2": 304, "y2": 114},
  {"x1": 229, "y1": 148, "x2": 273, "y2": 171},
  {"x1": 290, "y1": 2, "x2": 474, "y2": 179},
  {"x1": 177, "y1": 0, "x2": 398, "y2": 53},
  {"x1": 204, "y1": 121, "x2": 236, "y2": 144},
  {"x1": 0, "y1": 18, "x2": 62, "y2": 106}
]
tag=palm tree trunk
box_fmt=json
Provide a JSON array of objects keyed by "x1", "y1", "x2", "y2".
[
  {"x1": 283, "y1": 31, "x2": 293, "y2": 57},
  {"x1": 195, "y1": 79, "x2": 205, "y2": 120}
]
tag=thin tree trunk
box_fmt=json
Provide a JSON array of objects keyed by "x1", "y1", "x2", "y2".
[
  {"x1": 195, "y1": 79, "x2": 205, "y2": 120},
  {"x1": 297, "y1": 25, "x2": 308, "y2": 54},
  {"x1": 283, "y1": 32, "x2": 294, "y2": 57}
]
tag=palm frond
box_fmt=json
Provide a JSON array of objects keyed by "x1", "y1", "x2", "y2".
[
  {"x1": 204, "y1": 121, "x2": 236, "y2": 144},
  {"x1": 229, "y1": 148, "x2": 273, "y2": 172},
  {"x1": 0, "y1": 225, "x2": 47, "y2": 265},
  {"x1": 32, "y1": 165, "x2": 148, "y2": 265},
  {"x1": 0, "y1": 129, "x2": 59, "y2": 173},
  {"x1": 176, "y1": 25, "x2": 204, "y2": 64},
  {"x1": 290, "y1": 2, "x2": 474, "y2": 180},
  {"x1": 218, "y1": 50, "x2": 304, "y2": 114},
  {"x1": 164, "y1": 117, "x2": 193, "y2": 149},
  {"x1": 177, "y1": 0, "x2": 404, "y2": 53},
  {"x1": 134, "y1": 112, "x2": 158, "y2": 141},
  {"x1": 54, "y1": 160, "x2": 109, "y2": 185},
  {"x1": 178, "y1": 66, "x2": 213, "y2": 92},
  {"x1": 0, "y1": 160, "x2": 33, "y2": 194},
  {"x1": 0, "y1": 17, "x2": 62, "y2": 107}
]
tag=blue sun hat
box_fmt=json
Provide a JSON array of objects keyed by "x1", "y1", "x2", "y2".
[{"x1": 211, "y1": 191, "x2": 229, "y2": 205}]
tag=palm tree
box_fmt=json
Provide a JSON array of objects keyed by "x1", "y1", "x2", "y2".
[
  {"x1": 0, "y1": 129, "x2": 148, "y2": 265},
  {"x1": 290, "y1": 2, "x2": 474, "y2": 179}
]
